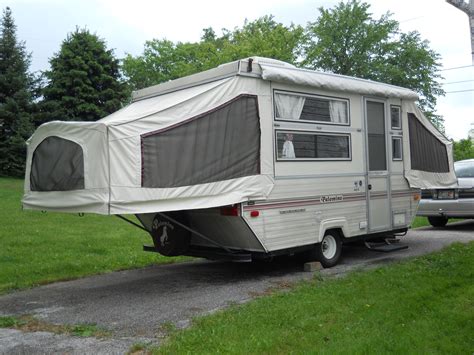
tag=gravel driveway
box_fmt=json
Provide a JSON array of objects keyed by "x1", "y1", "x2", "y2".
[{"x1": 0, "y1": 220, "x2": 473, "y2": 354}]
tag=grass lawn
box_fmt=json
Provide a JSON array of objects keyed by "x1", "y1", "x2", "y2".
[
  {"x1": 156, "y1": 242, "x2": 474, "y2": 354},
  {"x1": 0, "y1": 177, "x2": 186, "y2": 294},
  {"x1": 411, "y1": 216, "x2": 431, "y2": 229},
  {"x1": 411, "y1": 216, "x2": 461, "y2": 229}
]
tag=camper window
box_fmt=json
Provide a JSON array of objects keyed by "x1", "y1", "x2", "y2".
[
  {"x1": 392, "y1": 136, "x2": 403, "y2": 160},
  {"x1": 391, "y1": 106, "x2": 401, "y2": 129},
  {"x1": 276, "y1": 131, "x2": 350, "y2": 160},
  {"x1": 274, "y1": 91, "x2": 349, "y2": 125},
  {"x1": 30, "y1": 136, "x2": 85, "y2": 191},
  {"x1": 408, "y1": 113, "x2": 449, "y2": 173},
  {"x1": 141, "y1": 95, "x2": 260, "y2": 188}
]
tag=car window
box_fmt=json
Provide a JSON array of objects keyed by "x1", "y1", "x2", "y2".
[{"x1": 454, "y1": 162, "x2": 474, "y2": 177}]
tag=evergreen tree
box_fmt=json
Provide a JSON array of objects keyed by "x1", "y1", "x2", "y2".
[
  {"x1": 0, "y1": 7, "x2": 34, "y2": 177},
  {"x1": 39, "y1": 28, "x2": 127, "y2": 123}
]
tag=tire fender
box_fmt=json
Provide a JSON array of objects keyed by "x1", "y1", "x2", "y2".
[{"x1": 318, "y1": 218, "x2": 348, "y2": 242}]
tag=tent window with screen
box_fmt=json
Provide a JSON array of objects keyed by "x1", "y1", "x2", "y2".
[
  {"x1": 141, "y1": 94, "x2": 261, "y2": 188},
  {"x1": 408, "y1": 113, "x2": 449, "y2": 173},
  {"x1": 30, "y1": 136, "x2": 85, "y2": 191}
]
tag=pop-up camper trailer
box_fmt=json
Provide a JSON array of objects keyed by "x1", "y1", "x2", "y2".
[{"x1": 23, "y1": 57, "x2": 457, "y2": 267}]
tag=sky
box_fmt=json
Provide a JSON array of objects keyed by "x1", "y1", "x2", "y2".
[{"x1": 2, "y1": 0, "x2": 473, "y2": 140}]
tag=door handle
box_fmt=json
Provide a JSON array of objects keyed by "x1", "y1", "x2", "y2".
[{"x1": 368, "y1": 184, "x2": 372, "y2": 190}]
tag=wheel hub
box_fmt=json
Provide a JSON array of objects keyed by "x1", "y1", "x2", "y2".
[{"x1": 322, "y1": 234, "x2": 337, "y2": 259}]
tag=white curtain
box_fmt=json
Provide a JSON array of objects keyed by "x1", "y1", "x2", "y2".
[
  {"x1": 275, "y1": 94, "x2": 305, "y2": 120},
  {"x1": 329, "y1": 101, "x2": 348, "y2": 123}
]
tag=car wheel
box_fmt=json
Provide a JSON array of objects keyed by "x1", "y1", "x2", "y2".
[
  {"x1": 315, "y1": 230, "x2": 342, "y2": 268},
  {"x1": 151, "y1": 212, "x2": 191, "y2": 256},
  {"x1": 427, "y1": 216, "x2": 448, "y2": 228}
]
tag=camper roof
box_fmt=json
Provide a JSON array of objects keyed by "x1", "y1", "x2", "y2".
[{"x1": 131, "y1": 57, "x2": 419, "y2": 102}]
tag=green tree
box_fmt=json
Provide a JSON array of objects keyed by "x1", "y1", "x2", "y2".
[
  {"x1": 38, "y1": 29, "x2": 128, "y2": 124},
  {"x1": 223, "y1": 16, "x2": 304, "y2": 63},
  {"x1": 452, "y1": 138, "x2": 474, "y2": 161},
  {"x1": 0, "y1": 7, "x2": 34, "y2": 177},
  {"x1": 122, "y1": 16, "x2": 304, "y2": 90},
  {"x1": 303, "y1": 0, "x2": 445, "y2": 130},
  {"x1": 122, "y1": 39, "x2": 201, "y2": 90}
]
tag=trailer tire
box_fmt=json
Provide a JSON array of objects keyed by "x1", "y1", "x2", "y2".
[
  {"x1": 315, "y1": 230, "x2": 342, "y2": 268},
  {"x1": 427, "y1": 216, "x2": 448, "y2": 228},
  {"x1": 151, "y1": 212, "x2": 191, "y2": 256}
]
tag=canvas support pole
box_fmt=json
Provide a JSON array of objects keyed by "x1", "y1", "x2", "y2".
[{"x1": 116, "y1": 214, "x2": 149, "y2": 232}]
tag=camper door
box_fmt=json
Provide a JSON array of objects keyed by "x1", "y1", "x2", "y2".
[{"x1": 364, "y1": 98, "x2": 391, "y2": 232}]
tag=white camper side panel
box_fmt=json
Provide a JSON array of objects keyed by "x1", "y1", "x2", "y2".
[
  {"x1": 244, "y1": 84, "x2": 369, "y2": 251},
  {"x1": 243, "y1": 177, "x2": 368, "y2": 251},
  {"x1": 390, "y1": 175, "x2": 419, "y2": 228},
  {"x1": 244, "y1": 85, "x2": 420, "y2": 252}
]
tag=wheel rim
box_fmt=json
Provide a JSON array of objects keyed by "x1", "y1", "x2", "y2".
[{"x1": 321, "y1": 234, "x2": 337, "y2": 260}]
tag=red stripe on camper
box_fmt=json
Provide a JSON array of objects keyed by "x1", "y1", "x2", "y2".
[
  {"x1": 243, "y1": 190, "x2": 413, "y2": 211},
  {"x1": 243, "y1": 192, "x2": 366, "y2": 211}
]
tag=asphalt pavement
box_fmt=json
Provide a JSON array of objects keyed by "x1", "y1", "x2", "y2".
[{"x1": 0, "y1": 220, "x2": 473, "y2": 354}]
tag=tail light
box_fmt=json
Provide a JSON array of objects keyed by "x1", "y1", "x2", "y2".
[{"x1": 220, "y1": 204, "x2": 240, "y2": 216}]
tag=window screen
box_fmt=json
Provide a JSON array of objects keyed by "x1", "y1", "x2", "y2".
[
  {"x1": 276, "y1": 131, "x2": 350, "y2": 160},
  {"x1": 367, "y1": 101, "x2": 387, "y2": 171},
  {"x1": 274, "y1": 92, "x2": 349, "y2": 124},
  {"x1": 392, "y1": 137, "x2": 402, "y2": 160},
  {"x1": 30, "y1": 136, "x2": 85, "y2": 191},
  {"x1": 141, "y1": 95, "x2": 260, "y2": 188},
  {"x1": 408, "y1": 113, "x2": 449, "y2": 173}
]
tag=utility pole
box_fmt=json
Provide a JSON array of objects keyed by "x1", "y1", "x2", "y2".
[{"x1": 446, "y1": 0, "x2": 474, "y2": 63}]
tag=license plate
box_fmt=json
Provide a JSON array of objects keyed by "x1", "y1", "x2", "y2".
[{"x1": 437, "y1": 189, "x2": 455, "y2": 199}]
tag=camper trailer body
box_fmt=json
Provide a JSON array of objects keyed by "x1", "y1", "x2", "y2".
[{"x1": 23, "y1": 58, "x2": 457, "y2": 265}]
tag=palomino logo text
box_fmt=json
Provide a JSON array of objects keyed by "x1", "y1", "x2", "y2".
[{"x1": 320, "y1": 195, "x2": 344, "y2": 203}]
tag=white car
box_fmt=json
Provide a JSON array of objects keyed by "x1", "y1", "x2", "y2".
[{"x1": 417, "y1": 159, "x2": 474, "y2": 227}]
